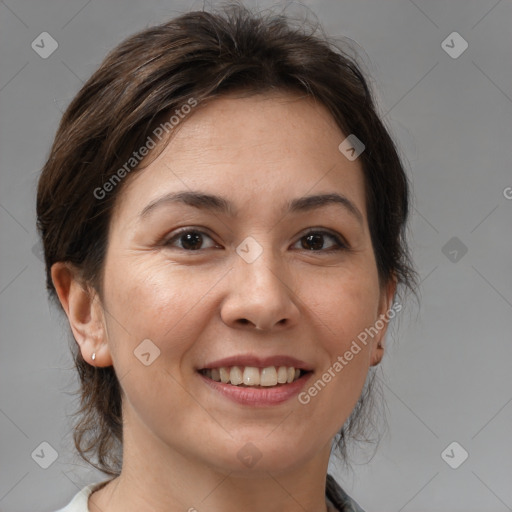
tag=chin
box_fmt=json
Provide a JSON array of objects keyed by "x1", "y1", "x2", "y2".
[{"x1": 213, "y1": 436, "x2": 318, "y2": 475}]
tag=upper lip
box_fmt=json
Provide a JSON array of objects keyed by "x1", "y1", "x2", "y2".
[{"x1": 199, "y1": 355, "x2": 313, "y2": 371}]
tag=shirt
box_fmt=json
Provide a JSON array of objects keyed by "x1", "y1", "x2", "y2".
[{"x1": 55, "y1": 473, "x2": 365, "y2": 512}]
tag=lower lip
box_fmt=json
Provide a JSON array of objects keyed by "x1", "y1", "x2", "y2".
[{"x1": 197, "y1": 371, "x2": 313, "y2": 406}]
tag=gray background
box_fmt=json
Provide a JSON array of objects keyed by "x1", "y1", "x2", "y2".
[{"x1": 1, "y1": 0, "x2": 511, "y2": 510}]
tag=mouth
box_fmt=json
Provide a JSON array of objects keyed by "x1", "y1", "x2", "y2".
[
  {"x1": 197, "y1": 365, "x2": 312, "y2": 388},
  {"x1": 197, "y1": 365, "x2": 313, "y2": 406}
]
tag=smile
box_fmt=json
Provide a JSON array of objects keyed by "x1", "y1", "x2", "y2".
[
  {"x1": 199, "y1": 365, "x2": 309, "y2": 387},
  {"x1": 197, "y1": 366, "x2": 313, "y2": 406}
]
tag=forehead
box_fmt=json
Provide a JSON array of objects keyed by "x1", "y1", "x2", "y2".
[
  {"x1": 111, "y1": 91, "x2": 367, "y2": 225},
  {"x1": 164, "y1": 91, "x2": 341, "y2": 161}
]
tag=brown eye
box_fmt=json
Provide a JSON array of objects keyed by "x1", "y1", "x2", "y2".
[
  {"x1": 296, "y1": 230, "x2": 347, "y2": 252},
  {"x1": 165, "y1": 229, "x2": 216, "y2": 251}
]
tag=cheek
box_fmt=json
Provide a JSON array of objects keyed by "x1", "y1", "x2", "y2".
[
  {"x1": 308, "y1": 263, "x2": 381, "y2": 349},
  {"x1": 300, "y1": 265, "x2": 380, "y2": 402},
  {"x1": 101, "y1": 261, "x2": 215, "y2": 422},
  {"x1": 300, "y1": 266, "x2": 380, "y2": 412},
  {"x1": 103, "y1": 259, "x2": 218, "y2": 354}
]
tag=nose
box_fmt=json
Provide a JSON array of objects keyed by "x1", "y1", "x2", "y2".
[{"x1": 220, "y1": 243, "x2": 301, "y2": 332}]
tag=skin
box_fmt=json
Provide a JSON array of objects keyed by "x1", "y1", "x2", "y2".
[{"x1": 52, "y1": 91, "x2": 396, "y2": 512}]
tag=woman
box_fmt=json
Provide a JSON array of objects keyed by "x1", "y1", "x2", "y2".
[{"x1": 37, "y1": 4, "x2": 416, "y2": 511}]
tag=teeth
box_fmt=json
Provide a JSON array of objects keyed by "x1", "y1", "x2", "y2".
[
  {"x1": 260, "y1": 367, "x2": 277, "y2": 386},
  {"x1": 277, "y1": 366, "x2": 288, "y2": 384},
  {"x1": 211, "y1": 368, "x2": 220, "y2": 382},
  {"x1": 202, "y1": 365, "x2": 305, "y2": 386},
  {"x1": 229, "y1": 366, "x2": 243, "y2": 385},
  {"x1": 243, "y1": 366, "x2": 260, "y2": 386},
  {"x1": 219, "y1": 367, "x2": 229, "y2": 384}
]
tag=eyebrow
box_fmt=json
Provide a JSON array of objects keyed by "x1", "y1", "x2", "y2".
[{"x1": 139, "y1": 190, "x2": 363, "y2": 224}]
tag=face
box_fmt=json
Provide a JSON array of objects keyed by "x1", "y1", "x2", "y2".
[{"x1": 72, "y1": 92, "x2": 394, "y2": 475}]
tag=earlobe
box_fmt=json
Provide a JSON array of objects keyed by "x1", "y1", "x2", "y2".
[
  {"x1": 370, "y1": 277, "x2": 398, "y2": 366},
  {"x1": 370, "y1": 341, "x2": 384, "y2": 366},
  {"x1": 51, "y1": 262, "x2": 113, "y2": 367}
]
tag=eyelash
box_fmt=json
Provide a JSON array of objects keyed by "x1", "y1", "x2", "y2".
[{"x1": 163, "y1": 227, "x2": 348, "y2": 253}]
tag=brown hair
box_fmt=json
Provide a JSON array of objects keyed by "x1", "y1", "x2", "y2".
[{"x1": 36, "y1": 2, "x2": 417, "y2": 476}]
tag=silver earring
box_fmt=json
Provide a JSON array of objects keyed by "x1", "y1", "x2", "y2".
[{"x1": 92, "y1": 352, "x2": 96, "y2": 361}]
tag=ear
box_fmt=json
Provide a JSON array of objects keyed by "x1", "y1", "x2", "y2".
[
  {"x1": 369, "y1": 276, "x2": 398, "y2": 367},
  {"x1": 51, "y1": 262, "x2": 113, "y2": 367}
]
